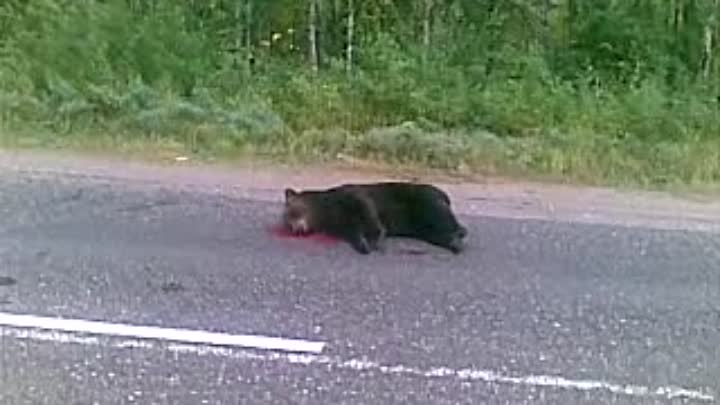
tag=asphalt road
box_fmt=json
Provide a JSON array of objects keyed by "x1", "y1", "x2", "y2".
[{"x1": 0, "y1": 164, "x2": 719, "y2": 404}]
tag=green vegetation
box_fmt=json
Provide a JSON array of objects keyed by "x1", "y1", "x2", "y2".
[{"x1": 1, "y1": 0, "x2": 719, "y2": 187}]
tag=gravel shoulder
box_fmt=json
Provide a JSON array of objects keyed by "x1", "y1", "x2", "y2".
[{"x1": 1, "y1": 148, "x2": 718, "y2": 233}]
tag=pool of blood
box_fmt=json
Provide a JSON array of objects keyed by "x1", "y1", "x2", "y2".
[{"x1": 269, "y1": 225, "x2": 339, "y2": 246}]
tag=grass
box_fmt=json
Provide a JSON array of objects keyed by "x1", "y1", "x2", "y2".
[
  {"x1": 1, "y1": 1, "x2": 719, "y2": 191},
  {"x1": 2, "y1": 114, "x2": 719, "y2": 192}
]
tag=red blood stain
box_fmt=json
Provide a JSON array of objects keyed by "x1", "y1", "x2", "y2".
[{"x1": 269, "y1": 225, "x2": 339, "y2": 246}]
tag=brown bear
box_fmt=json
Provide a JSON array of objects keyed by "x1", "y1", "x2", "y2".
[{"x1": 281, "y1": 182, "x2": 467, "y2": 254}]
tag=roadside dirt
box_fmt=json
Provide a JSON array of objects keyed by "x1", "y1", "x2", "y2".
[{"x1": 1, "y1": 148, "x2": 719, "y2": 233}]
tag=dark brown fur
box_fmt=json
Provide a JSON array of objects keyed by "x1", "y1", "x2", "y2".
[{"x1": 282, "y1": 182, "x2": 468, "y2": 254}]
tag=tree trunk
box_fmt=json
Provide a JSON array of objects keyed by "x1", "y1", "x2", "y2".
[
  {"x1": 309, "y1": 0, "x2": 320, "y2": 73},
  {"x1": 566, "y1": 0, "x2": 576, "y2": 45},
  {"x1": 674, "y1": 0, "x2": 684, "y2": 32},
  {"x1": 702, "y1": 0, "x2": 719, "y2": 80},
  {"x1": 422, "y1": 0, "x2": 434, "y2": 61},
  {"x1": 346, "y1": 0, "x2": 354, "y2": 74},
  {"x1": 245, "y1": 0, "x2": 254, "y2": 72}
]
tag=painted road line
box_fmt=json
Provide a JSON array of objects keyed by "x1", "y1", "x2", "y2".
[
  {"x1": 0, "y1": 311, "x2": 325, "y2": 354},
  {"x1": 3, "y1": 326, "x2": 714, "y2": 403}
]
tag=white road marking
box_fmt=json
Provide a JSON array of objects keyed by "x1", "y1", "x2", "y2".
[
  {"x1": 2, "y1": 325, "x2": 714, "y2": 402},
  {"x1": 0, "y1": 312, "x2": 325, "y2": 354}
]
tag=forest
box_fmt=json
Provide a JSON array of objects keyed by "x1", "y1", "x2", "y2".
[{"x1": 1, "y1": 0, "x2": 719, "y2": 186}]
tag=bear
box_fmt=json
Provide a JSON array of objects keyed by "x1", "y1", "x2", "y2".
[{"x1": 281, "y1": 181, "x2": 468, "y2": 254}]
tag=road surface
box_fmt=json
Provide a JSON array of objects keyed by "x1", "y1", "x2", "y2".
[{"x1": 0, "y1": 151, "x2": 718, "y2": 404}]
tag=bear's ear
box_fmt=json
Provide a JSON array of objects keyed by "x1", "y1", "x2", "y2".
[{"x1": 284, "y1": 188, "x2": 298, "y2": 202}]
